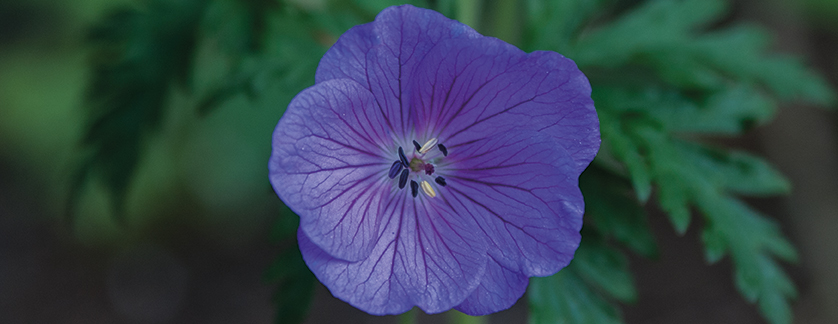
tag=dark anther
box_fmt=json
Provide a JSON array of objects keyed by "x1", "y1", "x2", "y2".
[
  {"x1": 424, "y1": 163, "x2": 435, "y2": 175},
  {"x1": 435, "y1": 176, "x2": 447, "y2": 187},
  {"x1": 410, "y1": 180, "x2": 419, "y2": 197},
  {"x1": 438, "y1": 144, "x2": 448, "y2": 156},
  {"x1": 398, "y1": 147, "x2": 410, "y2": 167},
  {"x1": 388, "y1": 161, "x2": 403, "y2": 179},
  {"x1": 413, "y1": 140, "x2": 422, "y2": 151},
  {"x1": 398, "y1": 169, "x2": 409, "y2": 189}
]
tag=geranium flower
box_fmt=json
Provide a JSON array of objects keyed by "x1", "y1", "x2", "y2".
[{"x1": 269, "y1": 5, "x2": 599, "y2": 316}]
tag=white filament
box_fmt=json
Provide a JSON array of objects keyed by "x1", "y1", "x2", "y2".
[
  {"x1": 420, "y1": 180, "x2": 436, "y2": 198},
  {"x1": 419, "y1": 138, "x2": 439, "y2": 154}
]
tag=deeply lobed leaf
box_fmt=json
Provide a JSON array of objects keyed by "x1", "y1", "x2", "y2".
[
  {"x1": 528, "y1": 237, "x2": 635, "y2": 324},
  {"x1": 525, "y1": 0, "x2": 832, "y2": 323}
]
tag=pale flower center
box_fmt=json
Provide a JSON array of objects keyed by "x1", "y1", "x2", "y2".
[{"x1": 386, "y1": 138, "x2": 448, "y2": 198}]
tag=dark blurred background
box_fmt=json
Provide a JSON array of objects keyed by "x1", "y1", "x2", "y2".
[{"x1": 0, "y1": 0, "x2": 836, "y2": 323}]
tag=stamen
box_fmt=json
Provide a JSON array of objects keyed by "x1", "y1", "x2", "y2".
[
  {"x1": 424, "y1": 164, "x2": 435, "y2": 175},
  {"x1": 420, "y1": 180, "x2": 436, "y2": 198},
  {"x1": 388, "y1": 161, "x2": 403, "y2": 179},
  {"x1": 410, "y1": 180, "x2": 419, "y2": 197},
  {"x1": 398, "y1": 147, "x2": 410, "y2": 167},
  {"x1": 435, "y1": 176, "x2": 447, "y2": 187},
  {"x1": 398, "y1": 169, "x2": 409, "y2": 189},
  {"x1": 419, "y1": 138, "x2": 439, "y2": 154},
  {"x1": 412, "y1": 140, "x2": 422, "y2": 151},
  {"x1": 437, "y1": 144, "x2": 448, "y2": 156}
]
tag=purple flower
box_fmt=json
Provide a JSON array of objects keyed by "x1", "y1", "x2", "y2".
[{"x1": 269, "y1": 5, "x2": 599, "y2": 316}]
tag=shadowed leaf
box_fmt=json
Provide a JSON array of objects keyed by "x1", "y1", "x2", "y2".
[{"x1": 73, "y1": 0, "x2": 209, "y2": 222}]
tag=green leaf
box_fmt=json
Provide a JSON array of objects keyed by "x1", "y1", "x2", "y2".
[
  {"x1": 597, "y1": 111, "x2": 653, "y2": 202},
  {"x1": 196, "y1": 5, "x2": 326, "y2": 118},
  {"x1": 711, "y1": 201, "x2": 797, "y2": 324},
  {"x1": 634, "y1": 132, "x2": 798, "y2": 324},
  {"x1": 700, "y1": 225, "x2": 728, "y2": 264},
  {"x1": 655, "y1": 174, "x2": 692, "y2": 235},
  {"x1": 194, "y1": 0, "x2": 284, "y2": 115},
  {"x1": 73, "y1": 0, "x2": 209, "y2": 222},
  {"x1": 634, "y1": 127, "x2": 693, "y2": 234},
  {"x1": 690, "y1": 25, "x2": 836, "y2": 105},
  {"x1": 573, "y1": 236, "x2": 638, "y2": 303},
  {"x1": 695, "y1": 194, "x2": 798, "y2": 265},
  {"x1": 594, "y1": 83, "x2": 777, "y2": 135},
  {"x1": 537, "y1": 1, "x2": 816, "y2": 324},
  {"x1": 202, "y1": 0, "x2": 277, "y2": 56},
  {"x1": 529, "y1": 270, "x2": 623, "y2": 324},
  {"x1": 575, "y1": 0, "x2": 835, "y2": 105},
  {"x1": 523, "y1": 0, "x2": 612, "y2": 52},
  {"x1": 571, "y1": 0, "x2": 727, "y2": 67},
  {"x1": 528, "y1": 233, "x2": 637, "y2": 324},
  {"x1": 675, "y1": 142, "x2": 791, "y2": 196},
  {"x1": 580, "y1": 166, "x2": 658, "y2": 258}
]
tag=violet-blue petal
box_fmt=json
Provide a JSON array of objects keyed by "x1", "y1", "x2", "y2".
[
  {"x1": 438, "y1": 131, "x2": 583, "y2": 277},
  {"x1": 315, "y1": 22, "x2": 376, "y2": 85},
  {"x1": 317, "y1": 5, "x2": 480, "y2": 133},
  {"x1": 297, "y1": 189, "x2": 488, "y2": 314},
  {"x1": 409, "y1": 37, "x2": 599, "y2": 173},
  {"x1": 316, "y1": 5, "x2": 480, "y2": 86},
  {"x1": 454, "y1": 258, "x2": 528, "y2": 316},
  {"x1": 270, "y1": 79, "x2": 395, "y2": 262}
]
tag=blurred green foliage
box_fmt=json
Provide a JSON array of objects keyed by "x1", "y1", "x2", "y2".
[
  {"x1": 524, "y1": 1, "x2": 833, "y2": 324},
  {"x1": 1, "y1": 0, "x2": 832, "y2": 323}
]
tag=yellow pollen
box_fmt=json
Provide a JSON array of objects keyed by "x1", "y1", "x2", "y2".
[
  {"x1": 419, "y1": 138, "x2": 439, "y2": 154},
  {"x1": 420, "y1": 180, "x2": 436, "y2": 198}
]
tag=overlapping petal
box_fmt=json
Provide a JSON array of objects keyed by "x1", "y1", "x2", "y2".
[
  {"x1": 316, "y1": 5, "x2": 480, "y2": 134},
  {"x1": 317, "y1": 5, "x2": 480, "y2": 84},
  {"x1": 270, "y1": 79, "x2": 396, "y2": 262},
  {"x1": 298, "y1": 187, "x2": 488, "y2": 315},
  {"x1": 454, "y1": 258, "x2": 528, "y2": 315},
  {"x1": 437, "y1": 131, "x2": 583, "y2": 277},
  {"x1": 409, "y1": 37, "x2": 599, "y2": 173}
]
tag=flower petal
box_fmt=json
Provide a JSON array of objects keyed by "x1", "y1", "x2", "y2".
[
  {"x1": 270, "y1": 79, "x2": 396, "y2": 262},
  {"x1": 315, "y1": 23, "x2": 376, "y2": 85},
  {"x1": 454, "y1": 258, "x2": 528, "y2": 316},
  {"x1": 298, "y1": 192, "x2": 488, "y2": 314},
  {"x1": 316, "y1": 5, "x2": 480, "y2": 133},
  {"x1": 409, "y1": 37, "x2": 599, "y2": 173},
  {"x1": 436, "y1": 131, "x2": 583, "y2": 277}
]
